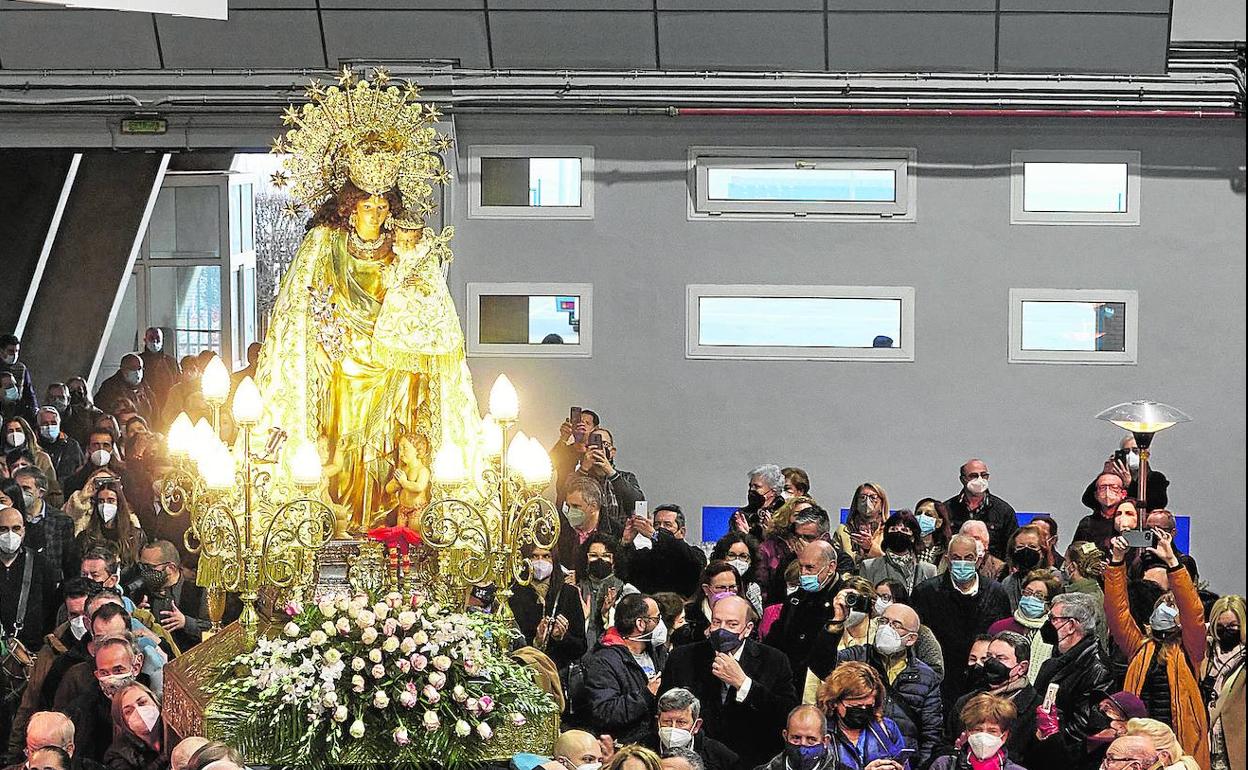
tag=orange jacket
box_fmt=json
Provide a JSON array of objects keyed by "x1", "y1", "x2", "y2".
[{"x1": 1104, "y1": 562, "x2": 1209, "y2": 769}]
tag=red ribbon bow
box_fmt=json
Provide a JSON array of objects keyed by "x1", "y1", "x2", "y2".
[{"x1": 367, "y1": 525, "x2": 423, "y2": 554}]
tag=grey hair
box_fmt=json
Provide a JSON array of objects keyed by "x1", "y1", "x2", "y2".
[
  {"x1": 12, "y1": 464, "x2": 48, "y2": 493},
  {"x1": 748, "y1": 464, "x2": 784, "y2": 493},
  {"x1": 564, "y1": 475, "x2": 603, "y2": 510},
  {"x1": 93, "y1": 631, "x2": 142, "y2": 660},
  {"x1": 1051, "y1": 592, "x2": 1099, "y2": 636},
  {"x1": 793, "y1": 508, "x2": 830, "y2": 535},
  {"x1": 663, "y1": 748, "x2": 704, "y2": 770},
  {"x1": 958, "y1": 520, "x2": 989, "y2": 538},
  {"x1": 657, "y1": 687, "x2": 701, "y2": 722},
  {"x1": 36, "y1": 406, "x2": 61, "y2": 424}
]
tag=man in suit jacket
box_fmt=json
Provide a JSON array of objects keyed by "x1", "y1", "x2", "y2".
[
  {"x1": 138, "y1": 540, "x2": 210, "y2": 651},
  {"x1": 661, "y1": 595, "x2": 798, "y2": 770}
]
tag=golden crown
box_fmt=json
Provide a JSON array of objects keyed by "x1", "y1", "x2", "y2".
[{"x1": 271, "y1": 67, "x2": 454, "y2": 219}]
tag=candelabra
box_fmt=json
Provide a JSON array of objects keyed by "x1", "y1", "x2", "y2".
[
  {"x1": 161, "y1": 357, "x2": 335, "y2": 648},
  {"x1": 419, "y1": 375, "x2": 560, "y2": 629}
]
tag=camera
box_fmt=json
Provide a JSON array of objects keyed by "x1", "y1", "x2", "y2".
[
  {"x1": 93, "y1": 475, "x2": 118, "y2": 489},
  {"x1": 843, "y1": 590, "x2": 867, "y2": 610}
]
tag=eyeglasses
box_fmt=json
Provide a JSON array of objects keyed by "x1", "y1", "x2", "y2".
[
  {"x1": 860, "y1": 493, "x2": 881, "y2": 502},
  {"x1": 1095, "y1": 484, "x2": 1124, "y2": 492},
  {"x1": 796, "y1": 533, "x2": 821, "y2": 543},
  {"x1": 1101, "y1": 754, "x2": 1148, "y2": 769},
  {"x1": 1020, "y1": 589, "x2": 1049, "y2": 600},
  {"x1": 964, "y1": 472, "x2": 990, "y2": 480},
  {"x1": 881, "y1": 618, "x2": 917, "y2": 634}
]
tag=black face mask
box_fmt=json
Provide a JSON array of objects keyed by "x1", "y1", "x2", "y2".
[
  {"x1": 1011, "y1": 547, "x2": 1042, "y2": 571},
  {"x1": 981, "y1": 657, "x2": 1011, "y2": 687},
  {"x1": 586, "y1": 559, "x2": 613, "y2": 580},
  {"x1": 69, "y1": 390, "x2": 88, "y2": 405},
  {"x1": 1216, "y1": 625, "x2": 1242, "y2": 653},
  {"x1": 964, "y1": 664, "x2": 989, "y2": 692},
  {"x1": 840, "y1": 704, "x2": 875, "y2": 730},
  {"x1": 882, "y1": 531, "x2": 914, "y2": 554},
  {"x1": 1040, "y1": 619, "x2": 1061, "y2": 646},
  {"x1": 709, "y1": 628, "x2": 745, "y2": 654},
  {"x1": 1084, "y1": 707, "x2": 1111, "y2": 736},
  {"x1": 747, "y1": 490, "x2": 765, "y2": 510}
]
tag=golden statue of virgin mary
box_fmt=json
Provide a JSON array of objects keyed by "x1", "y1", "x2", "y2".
[{"x1": 254, "y1": 69, "x2": 481, "y2": 534}]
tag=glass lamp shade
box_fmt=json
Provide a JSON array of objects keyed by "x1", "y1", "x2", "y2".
[
  {"x1": 481, "y1": 415, "x2": 503, "y2": 457},
  {"x1": 290, "y1": 441, "x2": 323, "y2": 487},
  {"x1": 488, "y1": 375, "x2": 520, "y2": 421},
  {"x1": 166, "y1": 412, "x2": 194, "y2": 457},
  {"x1": 190, "y1": 418, "x2": 217, "y2": 462},
  {"x1": 507, "y1": 430, "x2": 530, "y2": 473},
  {"x1": 432, "y1": 445, "x2": 468, "y2": 486},
  {"x1": 232, "y1": 376, "x2": 263, "y2": 424},
  {"x1": 524, "y1": 436, "x2": 552, "y2": 485},
  {"x1": 201, "y1": 355, "x2": 231, "y2": 403},
  {"x1": 1095, "y1": 400, "x2": 1192, "y2": 435}
]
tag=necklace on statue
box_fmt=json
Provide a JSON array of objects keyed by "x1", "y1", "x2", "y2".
[{"x1": 348, "y1": 230, "x2": 387, "y2": 258}]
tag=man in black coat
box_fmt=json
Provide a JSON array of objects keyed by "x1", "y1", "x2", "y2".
[
  {"x1": 944, "y1": 458, "x2": 1018, "y2": 561},
  {"x1": 0, "y1": 508, "x2": 59, "y2": 652},
  {"x1": 944, "y1": 630, "x2": 1041, "y2": 765},
  {"x1": 836, "y1": 602, "x2": 944, "y2": 768},
  {"x1": 138, "y1": 540, "x2": 210, "y2": 652},
  {"x1": 638, "y1": 687, "x2": 738, "y2": 770},
  {"x1": 661, "y1": 595, "x2": 798, "y2": 770},
  {"x1": 621, "y1": 504, "x2": 707, "y2": 598},
  {"x1": 910, "y1": 534, "x2": 1012, "y2": 704},
  {"x1": 579, "y1": 593, "x2": 667, "y2": 745},
  {"x1": 764, "y1": 540, "x2": 843, "y2": 689}
]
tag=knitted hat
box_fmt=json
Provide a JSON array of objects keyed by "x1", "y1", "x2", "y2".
[{"x1": 1103, "y1": 691, "x2": 1148, "y2": 720}]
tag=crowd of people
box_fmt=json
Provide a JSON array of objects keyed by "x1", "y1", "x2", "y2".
[{"x1": 0, "y1": 330, "x2": 1243, "y2": 770}]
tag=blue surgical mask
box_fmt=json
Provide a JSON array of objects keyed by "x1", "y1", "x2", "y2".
[
  {"x1": 950, "y1": 560, "x2": 978, "y2": 583},
  {"x1": 1150, "y1": 603, "x2": 1180, "y2": 632},
  {"x1": 1, "y1": 387, "x2": 18, "y2": 403},
  {"x1": 916, "y1": 513, "x2": 937, "y2": 536},
  {"x1": 799, "y1": 573, "x2": 824, "y2": 593},
  {"x1": 1019, "y1": 595, "x2": 1047, "y2": 619},
  {"x1": 40, "y1": 425, "x2": 61, "y2": 441}
]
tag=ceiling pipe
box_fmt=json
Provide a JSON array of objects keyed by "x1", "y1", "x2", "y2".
[{"x1": 673, "y1": 107, "x2": 1241, "y2": 119}]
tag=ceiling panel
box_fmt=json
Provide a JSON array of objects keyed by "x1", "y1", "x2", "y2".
[
  {"x1": 490, "y1": 0, "x2": 650, "y2": 9},
  {"x1": 829, "y1": 0, "x2": 993, "y2": 9},
  {"x1": 0, "y1": 10, "x2": 160, "y2": 67},
  {"x1": 157, "y1": 9, "x2": 323, "y2": 68},
  {"x1": 490, "y1": 11, "x2": 656, "y2": 69},
  {"x1": 828, "y1": 11, "x2": 995, "y2": 72},
  {"x1": 999, "y1": 0, "x2": 1169, "y2": 11},
  {"x1": 658, "y1": 11, "x2": 824, "y2": 71},
  {"x1": 321, "y1": 0, "x2": 483, "y2": 8},
  {"x1": 658, "y1": 0, "x2": 822, "y2": 10},
  {"x1": 323, "y1": 10, "x2": 490, "y2": 69},
  {"x1": 998, "y1": 13, "x2": 1170, "y2": 73}
]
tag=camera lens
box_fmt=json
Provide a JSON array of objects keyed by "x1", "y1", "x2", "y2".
[{"x1": 844, "y1": 590, "x2": 864, "y2": 609}]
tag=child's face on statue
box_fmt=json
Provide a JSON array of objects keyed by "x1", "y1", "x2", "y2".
[
  {"x1": 394, "y1": 227, "x2": 422, "y2": 250},
  {"x1": 353, "y1": 194, "x2": 391, "y2": 239}
]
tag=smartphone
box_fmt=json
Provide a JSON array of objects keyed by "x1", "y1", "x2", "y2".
[
  {"x1": 633, "y1": 501, "x2": 649, "y2": 521},
  {"x1": 1122, "y1": 528, "x2": 1156, "y2": 548},
  {"x1": 1113, "y1": 448, "x2": 1131, "y2": 464},
  {"x1": 1042, "y1": 682, "x2": 1060, "y2": 711},
  {"x1": 587, "y1": 433, "x2": 604, "y2": 450},
  {"x1": 570, "y1": 406, "x2": 582, "y2": 425}
]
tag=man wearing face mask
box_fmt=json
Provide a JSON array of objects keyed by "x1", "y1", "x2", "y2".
[
  {"x1": 945, "y1": 631, "x2": 1040, "y2": 764},
  {"x1": 911, "y1": 535, "x2": 1011, "y2": 705},
  {"x1": 1, "y1": 577, "x2": 96, "y2": 764},
  {"x1": 35, "y1": 408, "x2": 83, "y2": 489},
  {"x1": 13, "y1": 467, "x2": 78, "y2": 583},
  {"x1": 60, "y1": 430, "x2": 128, "y2": 501},
  {"x1": 0, "y1": 507, "x2": 58, "y2": 655},
  {"x1": 556, "y1": 477, "x2": 623, "y2": 568},
  {"x1": 638, "y1": 688, "x2": 737, "y2": 770},
  {"x1": 944, "y1": 459, "x2": 1017, "y2": 563},
  {"x1": 622, "y1": 504, "x2": 707, "y2": 598},
  {"x1": 832, "y1": 602, "x2": 942, "y2": 767},
  {"x1": 1074, "y1": 472, "x2": 1132, "y2": 555},
  {"x1": 580, "y1": 594, "x2": 668, "y2": 745},
  {"x1": 57, "y1": 628, "x2": 148, "y2": 763},
  {"x1": 137, "y1": 540, "x2": 208, "y2": 652},
  {"x1": 137, "y1": 329, "x2": 180, "y2": 425},
  {"x1": 93, "y1": 355, "x2": 155, "y2": 425},
  {"x1": 755, "y1": 705, "x2": 836, "y2": 770},
  {"x1": 662, "y1": 595, "x2": 797, "y2": 770},
  {"x1": 550, "y1": 729, "x2": 609, "y2": 770},
  {"x1": 54, "y1": 380, "x2": 104, "y2": 450},
  {"x1": 0, "y1": 337, "x2": 38, "y2": 428},
  {"x1": 1081, "y1": 435, "x2": 1169, "y2": 514},
  {"x1": 765, "y1": 541, "x2": 844, "y2": 690}
]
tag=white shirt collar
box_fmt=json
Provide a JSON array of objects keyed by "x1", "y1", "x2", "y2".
[{"x1": 955, "y1": 574, "x2": 980, "y2": 596}]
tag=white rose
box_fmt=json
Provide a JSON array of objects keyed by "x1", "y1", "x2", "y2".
[
  {"x1": 351, "y1": 657, "x2": 366, "y2": 672},
  {"x1": 427, "y1": 671, "x2": 446, "y2": 689},
  {"x1": 361, "y1": 627, "x2": 379, "y2": 645},
  {"x1": 321, "y1": 621, "x2": 337, "y2": 637},
  {"x1": 323, "y1": 649, "x2": 342, "y2": 665},
  {"x1": 373, "y1": 603, "x2": 390, "y2": 620},
  {"x1": 370, "y1": 664, "x2": 386, "y2": 679},
  {"x1": 283, "y1": 621, "x2": 301, "y2": 638},
  {"x1": 347, "y1": 605, "x2": 360, "y2": 620},
  {"x1": 422, "y1": 684, "x2": 441, "y2": 704},
  {"x1": 412, "y1": 631, "x2": 429, "y2": 645},
  {"x1": 454, "y1": 720, "x2": 471, "y2": 738},
  {"x1": 451, "y1": 685, "x2": 468, "y2": 703},
  {"x1": 356, "y1": 610, "x2": 376, "y2": 629},
  {"x1": 398, "y1": 611, "x2": 417, "y2": 630},
  {"x1": 382, "y1": 636, "x2": 400, "y2": 653},
  {"x1": 393, "y1": 725, "x2": 411, "y2": 746},
  {"x1": 333, "y1": 705, "x2": 349, "y2": 723},
  {"x1": 322, "y1": 691, "x2": 338, "y2": 708},
  {"x1": 308, "y1": 630, "x2": 328, "y2": 646},
  {"x1": 372, "y1": 690, "x2": 390, "y2": 709},
  {"x1": 336, "y1": 617, "x2": 352, "y2": 635},
  {"x1": 400, "y1": 637, "x2": 417, "y2": 655},
  {"x1": 351, "y1": 674, "x2": 366, "y2": 693},
  {"x1": 422, "y1": 710, "x2": 440, "y2": 731},
  {"x1": 432, "y1": 655, "x2": 452, "y2": 672},
  {"x1": 368, "y1": 649, "x2": 383, "y2": 664},
  {"x1": 334, "y1": 595, "x2": 350, "y2": 611},
  {"x1": 385, "y1": 591, "x2": 404, "y2": 607},
  {"x1": 318, "y1": 600, "x2": 337, "y2": 619},
  {"x1": 349, "y1": 717, "x2": 366, "y2": 739},
  {"x1": 476, "y1": 721, "x2": 493, "y2": 740}
]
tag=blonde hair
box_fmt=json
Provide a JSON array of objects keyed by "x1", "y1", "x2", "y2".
[
  {"x1": 766, "y1": 495, "x2": 818, "y2": 538},
  {"x1": 110, "y1": 682, "x2": 160, "y2": 742},
  {"x1": 1125, "y1": 718, "x2": 1199, "y2": 770},
  {"x1": 847, "y1": 483, "x2": 889, "y2": 530},
  {"x1": 605, "y1": 744, "x2": 663, "y2": 770},
  {"x1": 816, "y1": 661, "x2": 885, "y2": 720}
]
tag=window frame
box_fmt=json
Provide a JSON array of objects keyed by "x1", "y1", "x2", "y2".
[
  {"x1": 466, "y1": 282, "x2": 593, "y2": 358},
  {"x1": 466, "y1": 145, "x2": 595, "y2": 220},
  {"x1": 685, "y1": 284, "x2": 915, "y2": 362},
  {"x1": 1008, "y1": 288, "x2": 1139, "y2": 365},
  {"x1": 688, "y1": 146, "x2": 917, "y2": 221},
  {"x1": 1010, "y1": 150, "x2": 1141, "y2": 226}
]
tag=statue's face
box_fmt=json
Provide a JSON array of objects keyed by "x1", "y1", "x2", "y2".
[
  {"x1": 352, "y1": 194, "x2": 391, "y2": 238},
  {"x1": 394, "y1": 227, "x2": 422, "y2": 250}
]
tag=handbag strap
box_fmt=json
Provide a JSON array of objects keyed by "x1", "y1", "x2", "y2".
[{"x1": 3, "y1": 554, "x2": 34, "y2": 639}]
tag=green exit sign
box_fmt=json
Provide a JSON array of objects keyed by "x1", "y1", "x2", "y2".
[{"x1": 120, "y1": 117, "x2": 168, "y2": 135}]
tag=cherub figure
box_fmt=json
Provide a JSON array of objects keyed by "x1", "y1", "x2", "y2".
[{"x1": 386, "y1": 432, "x2": 431, "y2": 530}]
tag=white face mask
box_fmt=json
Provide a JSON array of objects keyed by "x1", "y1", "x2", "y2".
[
  {"x1": 0, "y1": 531, "x2": 22, "y2": 554},
  {"x1": 70, "y1": 614, "x2": 89, "y2": 640},
  {"x1": 5, "y1": 431, "x2": 24, "y2": 448},
  {"x1": 727, "y1": 558, "x2": 750, "y2": 576},
  {"x1": 636, "y1": 619, "x2": 668, "y2": 646},
  {"x1": 575, "y1": 764, "x2": 602, "y2": 770},
  {"x1": 1126, "y1": 451, "x2": 1140, "y2": 470},
  {"x1": 134, "y1": 702, "x2": 160, "y2": 733},
  {"x1": 98, "y1": 502, "x2": 118, "y2": 524},
  {"x1": 967, "y1": 731, "x2": 1005, "y2": 759},
  {"x1": 145, "y1": 341, "x2": 163, "y2": 353},
  {"x1": 91, "y1": 449, "x2": 112, "y2": 467},
  {"x1": 529, "y1": 559, "x2": 554, "y2": 581},
  {"x1": 874, "y1": 624, "x2": 909, "y2": 656},
  {"x1": 658, "y1": 726, "x2": 695, "y2": 751},
  {"x1": 873, "y1": 596, "x2": 893, "y2": 617},
  {"x1": 965, "y1": 478, "x2": 990, "y2": 495}
]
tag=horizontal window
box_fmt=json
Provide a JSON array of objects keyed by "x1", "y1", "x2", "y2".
[
  {"x1": 686, "y1": 285, "x2": 914, "y2": 361},
  {"x1": 468, "y1": 146, "x2": 594, "y2": 220},
  {"x1": 1011, "y1": 150, "x2": 1140, "y2": 225},
  {"x1": 467, "y1": 283, "x2": 592, "y2": 358},
  {"x1": 689, "y1": 147, "x2": 916, "y2": 221},
  {"x1": 1009, "y1": 289, "x2": 1137, "y2": 364}
]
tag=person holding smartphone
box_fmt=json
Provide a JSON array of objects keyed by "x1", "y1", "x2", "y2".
[
  {"x1": 814, "y1": 661, "x2": 911, "y2": 770},
  {"x1": 551, "y1": 406, "x2": 599, "y2": 507},
  {"x1": 570, "y1": 427, "x2": 644, "y2": 532}
]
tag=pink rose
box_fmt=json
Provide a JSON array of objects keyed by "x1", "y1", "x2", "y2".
[
  {"x1": 393, "y1": 726, "x2": 411, "y2": 746},
  {"x1": 399, "y1": 689, "x2": 419, "y2": 709},
  {"x1": 395, "y1": 658, "x2": 412, "y2": 674},
  {"x1": 410, "y1": 654, "x2": 428, "y2": 671},
  {"x1": 422, "y1": 684, "x2": 441, "y2": 705},
  {"x1": 478, "y1": 695, "x2": 495, "y2": 714},
  {"x1": 383, "y1": 618, "x2": 398, "y2": 637}
]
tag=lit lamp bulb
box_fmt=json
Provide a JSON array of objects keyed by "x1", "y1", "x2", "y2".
[
  {"x1": 290, "y1": 441, "x2": 323, "y2": 488},
  {"x1": 232, "y1": 376, "x2": 263, "y2": 425},
  {"x1": 166, "y1": 413, "x2": 194, "y2": 458},
  {"x1": 488, "y1": 374, "x2": 519, "y2": 422},
  {"x1": 523, "y1": 436, "x2": 552, "y2": 486},
  {"x1": 200, "y1": 445, "x2": 235, "y2": 491},
  {"x1": 190, "y1": 418, "x2": 216, "y2": 463},
  {"x1": 507, "y1": 430, "x2": 530, "y2": 475},
  {"x1": 201, "y1": 355, "x2": 231, "y2": 404},
  {"x1": 432, "y1": 445, "x2": 468, "y2": 486},
  {"x1": 482, "y1": 415, "x2": 503, "y2": 457}
]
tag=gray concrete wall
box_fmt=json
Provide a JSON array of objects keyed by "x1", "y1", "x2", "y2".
[{"x1": 443, "y1": 115, "x2": 1247, "y2": 594}]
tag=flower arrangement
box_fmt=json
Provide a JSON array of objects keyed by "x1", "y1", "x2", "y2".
[{"x1": 208, "y1": 589, "x2": 557, "y2": 768}]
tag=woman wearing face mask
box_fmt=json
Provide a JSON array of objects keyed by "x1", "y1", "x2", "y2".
[
  {"x1": 509, "y1": 545, "x2": 587, "y2": 670},
  {"x1": 576, "y1": 533, "x2": 626, "y2": 644},
  {"x1": 104, "y1": 682, "x2": 165, "y2": 770},
  {"x1": 3, "y1": 417, "x2": 63, "y2": 507},
  {"x1": 913, "y1": 498, "x2": 953, "y2": 569},
  {"x1": 802, "y1": 577, "x2": 878, "y2": 704},
  {"x1": 672, "y1": 561, "x2": 743, "y2": 648},
  {"x1": 988, "y1": 571, "x2": 1062, "y2": 684},
  {"x1": 930, "y1": 693, "x2": 1027, "y2": 770},
  {"x1": 711, "y1": 532, "x2": 764, "y2": 617},
  {"x1": 998, "y1": 525, "x2": 1061, "y2": 609},
  {"x1": 1104, "y1": 529, "x2": 1209, "y2": 768},
  {"x1": 1202, "y1": 595, "x2": 1245, "y2": 770},
  {"x1": 74, "y1": 480, "x2": 144, "y2": 569},
  {"x1": 833, "y1": 483, "x2": 888, "y2": 566},
  {"x1": 815, "y1": 662, "x2": 909, "y2": 769},
  {"x1": 859, "y1": 512, "x2": 937, "y2": 596}
]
